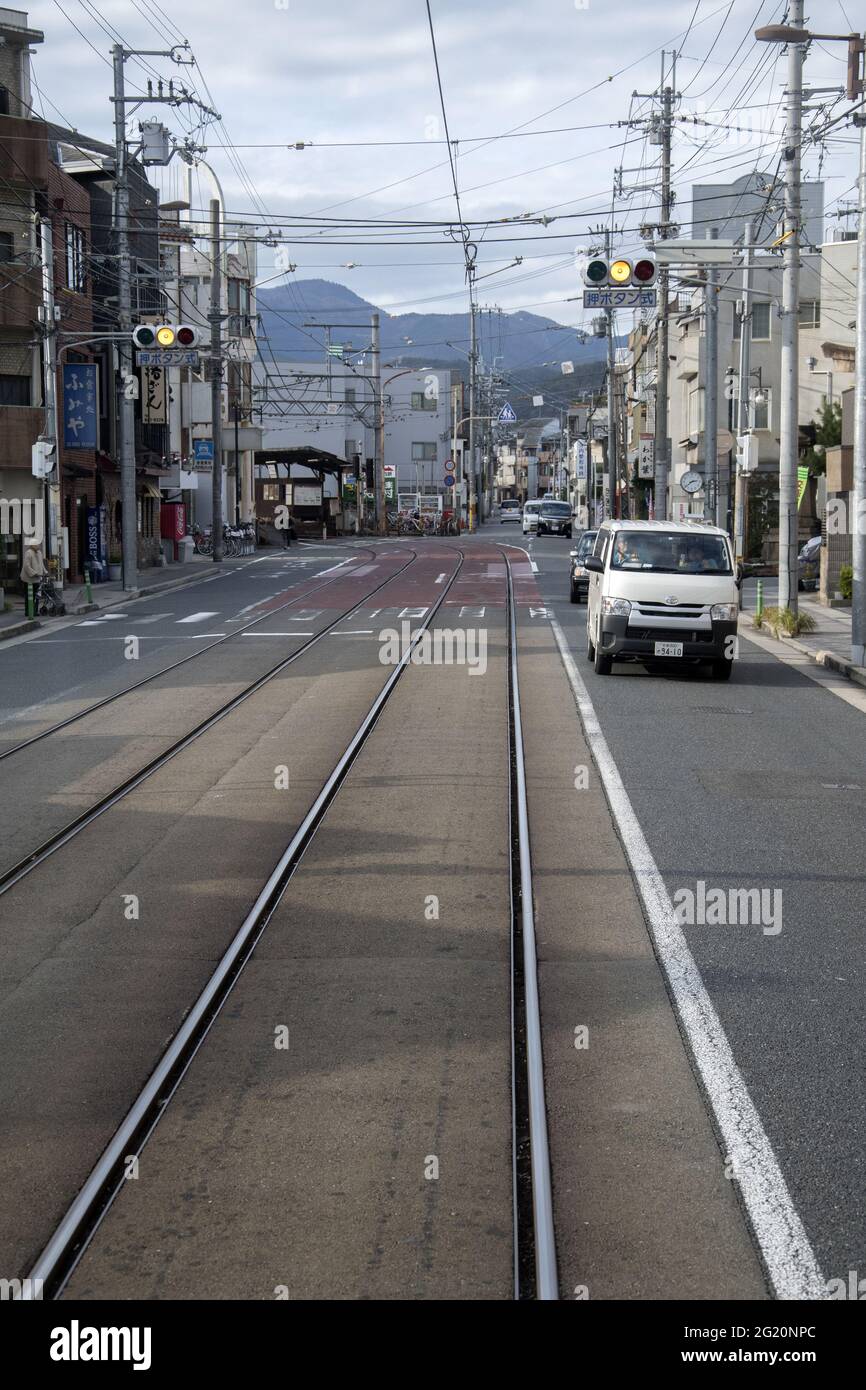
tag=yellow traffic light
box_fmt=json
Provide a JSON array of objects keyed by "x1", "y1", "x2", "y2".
[
  {"x1": 156, "y1": 325, "x2": 176, "y2": 347},
  {"x1": 609, "y1": 259, "x2": 632, "y2": 284}
]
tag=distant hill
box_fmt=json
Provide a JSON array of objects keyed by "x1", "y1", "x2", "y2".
[{"x1": 257, "y1": 279, "x2": 607, "y2": 377}]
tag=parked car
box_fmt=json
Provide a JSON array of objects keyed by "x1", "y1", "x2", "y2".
[
  {"x1": 798, "y1": 534, "x2": 821, "y2": 591},
  {"x1": 584, "y1": 520, "x2": 742, "y2": 680},
  {"x1": 569, "y1": 529, "x2": 597, "y2": 603},
  {"x1": 499, "y1": 498, "x2": 522, "y2": 524},
  {"x1": 522, "y1": 500, "x2": 543, "y2": 534},
  {"x1": 538, "y1": 500, "x2": 573, "y2": 538}
]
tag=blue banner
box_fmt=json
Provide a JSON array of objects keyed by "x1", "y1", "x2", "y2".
[{"x1": 63, "y1": 362, "x2": 98, "y2": 450}]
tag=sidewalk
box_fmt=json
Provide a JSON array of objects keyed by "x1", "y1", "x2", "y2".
[{"x1": 0, "y1": 550, "x2": 241, "y2": 642}]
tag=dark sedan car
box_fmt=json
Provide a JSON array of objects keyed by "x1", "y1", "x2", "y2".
[
  {"x1": 537, "y1": 500, "x2": 573, "y2": 537},
  {"x1": 569, "y1": 529, "x2": 597, "y2": 603}
]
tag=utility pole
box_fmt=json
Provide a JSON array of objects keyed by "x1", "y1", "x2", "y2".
[
  {"x1": 112, "y1": 44, "x2": 138, "y2": 592},
  {"x1": 653, "y1": 57, "x2": 675, "y2": 522},
  {"x1": 778, "y1": 1, "x2": 805, "y2": 615},
  {"x1": 37, "y1": 216, "x2": 60, "y2": 586},
  {"x1": 704, "y1": 227, "x2": 719, "y2": 524},
  {"x1": 604, "y1": 229, "x2": 617, "y2": 521},
  {"x1": 371, "y1": 312, "x2": 384, "y2": 533},
  {"x1": 209, "y1": 198, "x2": 224, "y2": 562},
  {"x1": 734, "y1": 219, "x2": 754, "y2": 565},
  {"x1": 468, "y1": 291, "x2": 478, "y2": 530},
  {"x1": 853, "y1": 103, "x2": 866, "y2": 664},
  {"x1": 110, "y1": 41, "x2": 216, "y2": 589}
]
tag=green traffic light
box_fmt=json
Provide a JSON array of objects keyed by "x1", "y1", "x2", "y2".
[{"x1": 585, "y1": 259, "x2": 607, "y2": 284}]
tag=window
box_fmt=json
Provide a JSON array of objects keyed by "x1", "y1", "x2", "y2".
[
  {"x1": 262, "y1": 484, "x2": 280, "y2": 501},
  {"x1": 0, "y1": 87, "x2": 9, "y2": 117},
  {"x1": 727, "y1": 380, "x2": 772, "y2": 432},
  {"x1": 688, "y1": 386, "x2": 704, "y2": 435},
  {"x1": 0, "y1": 375, "x2": 31, "y2": 405},
  {"x1": 0, "y1": 231, "x2": 14, "y2": 263},
  {"x1": 411, "y1": 391, "x2": 437, "y2": 411},
  {"x1": 799, "y1": 300, "x2": 821, "y2": 328},
  {"x1": 411, "y1": 442, "x2": 437, "y2": 462},
  {"x1": 227, "y1": 278, "x2": 252, "y2": 337},
  {"x1": 65, "y1": 223, "x2": 86, "y2": 293},
  {"x1": 733, "y1": 300, "x2": 771, "y2": 340}
]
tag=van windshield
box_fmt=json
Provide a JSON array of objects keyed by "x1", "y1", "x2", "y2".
[
  {"x1": 540, "y1": 502, "x2": 571, "y2": 517},
  {"x1": 609, "y1": 530, "x2": 732, "y2": 575}
]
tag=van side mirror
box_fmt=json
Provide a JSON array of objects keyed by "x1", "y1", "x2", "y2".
[
  {"x1": 584, "y1": 555, "x2": 604, "y2": 574},
  {"x1": 735, "y1": 562, "x2": 744, "y2": 590}
]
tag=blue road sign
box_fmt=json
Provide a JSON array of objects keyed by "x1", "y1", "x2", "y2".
[
  {"x1": 443, "y1": 474, "x2": 456, "y2": 487},
  {"x1": 62, "y1": 362, "x2": 98, "y2": 450},
  {"x1": 498, "y1": 402, "x2": 517, "y2": 424},
  {"x1": 193, "y1": 439, "x2": 215, "y2": 462}
]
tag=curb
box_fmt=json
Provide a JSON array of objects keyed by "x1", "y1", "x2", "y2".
[
  {"x1": 0, "y1": 618, "x2": 41, "y2": 641},
  {"x1": 750, "y1": 622, "x2": 866, "y2": 691},
  {"x1": 63, "y1": 563, "x2": 236, "y2": 617}
]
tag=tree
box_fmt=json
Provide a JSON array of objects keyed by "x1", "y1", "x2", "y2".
[{"x1": 801, "y1": 400, "x2": 842, "y2": 477}]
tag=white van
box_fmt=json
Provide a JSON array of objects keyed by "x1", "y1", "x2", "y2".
[
  {"x1": 522, "y1": 500, "x2": 542, "y2": 534},
  {"x1": 583, "y1": 520, "x2": 741, "y2": 680}
]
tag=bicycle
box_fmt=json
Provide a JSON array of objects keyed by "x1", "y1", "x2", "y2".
[{"x1": 193, "y1": 526, "x2": 212, "y2": 556}]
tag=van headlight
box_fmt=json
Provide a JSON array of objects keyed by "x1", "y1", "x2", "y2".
[
  {"x1": 602, "y1": 596, "x2": 631, "y2": 617},
  {"x1": 710, "y1": 603, "x2": 738, "y2": 621}
]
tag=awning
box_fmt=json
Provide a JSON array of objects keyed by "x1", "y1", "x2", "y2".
[{"x1": 140, "y1": 483, "x2": 162, "y2": 500}]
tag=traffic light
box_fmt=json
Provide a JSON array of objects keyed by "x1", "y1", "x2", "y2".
[
  {"x1": 582, "y1": 255, "x2": 656, "y2": 288},
  {"x1": 132, "y1": 323, "x2": 201, "y2": 349}
]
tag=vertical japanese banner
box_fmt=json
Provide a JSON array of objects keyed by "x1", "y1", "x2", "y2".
[
  {"x1": 141, "y1": 366, "x2": 167, "y2": 424},
  {"x1": 63, "y1": 362, "x2": 98, "y2": 450}
]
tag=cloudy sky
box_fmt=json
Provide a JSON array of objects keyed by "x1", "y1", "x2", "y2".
[{"x1": 24, "y1": 0, "x2": 860, "y2": 327}]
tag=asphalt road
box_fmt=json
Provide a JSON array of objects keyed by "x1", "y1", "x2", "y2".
[
  {"x1": 525, "y1": 525, "x2": 866, "y2": 1288},
  {"x1": 0, "y1": 526, "x2": 860, "y2": 1299}
]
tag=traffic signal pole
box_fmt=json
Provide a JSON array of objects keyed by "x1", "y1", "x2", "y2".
[
  {"x1": 777, "y1": 0, "x2": 805, "y2": 616},
  {"x1": 653, "y1": 68, "x2": 674, "y2": 522},
  {"x1": 209, "y1": 199, "x2": 224, "y2": 562},
  {"x1": 112, "y1": 45, "x2": 138, "y2": 592}
]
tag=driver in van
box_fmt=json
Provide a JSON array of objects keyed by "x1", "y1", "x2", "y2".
[{"x1": 612, "y1": 535, "x2": 641, "y2": 567}]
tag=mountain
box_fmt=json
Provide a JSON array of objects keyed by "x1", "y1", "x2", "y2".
[{"x1": 256, "y1": 278, "x2": 607, "y2": 375}]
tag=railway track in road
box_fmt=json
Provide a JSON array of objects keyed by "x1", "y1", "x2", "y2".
[
  {"x1": 0, "y1": 546, "x2": 385, "y2": 764},
  {"x1": 17, "y1": 545, "x2": 558, "y2": 1301},
  {"x1": 0, "y1": 547, "x2": 417, "y2": 896}
]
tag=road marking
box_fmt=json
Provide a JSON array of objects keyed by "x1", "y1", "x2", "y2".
[
  {"x1": 547, "y1": 610, "x2": 826, "y2": 1300},
  {"x1": 435, "y1": 573, "x2": 447, "y2": 584},
  {"x1": 329, "y1": 629, "x2": 374, "y2": 635},
  {"x1": 242, "y1": 631, "x2": 314, "y2": 638},
  {"x1": 176, "y1": 611, "x2": 219, "y2": 624}
]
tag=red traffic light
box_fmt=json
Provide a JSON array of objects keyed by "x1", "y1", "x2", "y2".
[
  {"x1": 175, "y1": 325, "x2": 199, "y2": 347},
  {"x1": 632, "y1": 258, "x2": 656, "y2": 284}
]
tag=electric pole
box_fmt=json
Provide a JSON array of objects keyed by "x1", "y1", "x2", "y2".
[
  {"x1": 778, "y1": 1, "x2": 805, "y2": 615},
  {"x1": 112, "y1": 44, "x2": 138, "y2": 592},
  {"x1": 653, "y1": 58, "x2": 675, "y2": 522},
  {"x1": 734, "y1": 219, "x2": 754, "y2": 566},
  {"x1": 704, "y1": 227, "x2": 719, "y2": 524},
  {"x1": 208, "y1": 199, "x2": 224, "y2": 561},
  {"x1": 853, "y1": 102, "x2": 866, "y2": 663},
  {"x1": 468, "y1": 288, "x2": 478, "y2": 530},
  {"x1": 371, "y1": 312, "x2": 384, "y2": 533},
  {"x1": 37, "y1": 216, "x2": 60, "y2": 584}
]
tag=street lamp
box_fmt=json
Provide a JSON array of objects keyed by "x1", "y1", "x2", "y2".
[{"x1": 756, "y1": 20, "x2": 865, "y2": 659}]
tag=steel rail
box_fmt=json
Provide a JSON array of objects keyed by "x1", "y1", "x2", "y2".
[
  {"x1": 0, "y1": 547, "x2": 390, "y2": 763},
  {"x1": 504, "y1": 549, "x2": 559, "y2": 1301},
  {"x1": 0, "y1": 548, "x2": 423, "y2": 898},
  {"x1": 20, "y1": 546, "x2": 465, "y2": 1299}
]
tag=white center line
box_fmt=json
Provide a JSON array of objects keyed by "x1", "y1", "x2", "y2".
[
  {"x1": 548, "y1": 609, "x2": 826, "y2": 1300},
  {"x1": 242, "y1": 631, "x2": 314, "y2": 637}
]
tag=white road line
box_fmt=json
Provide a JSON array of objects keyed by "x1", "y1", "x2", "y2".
[
  {"x1": 329, "y1": 630, "x2": 374, "y2": 635},
  {"x1": 176, "y1": 611, "x2": 219, "y2": 624},
  {"x1": 740, "y1": 629, "x2": 866, "y2": 715},
  {"x1": 241, "y1": 631, "x2": 314, "y2": 638},
  {"x1": 435, "y1": 573, "x2": 447, "y2": 584},
  {"x1": 547, "y1": 610, "x2": 827, "y2": 1300}
]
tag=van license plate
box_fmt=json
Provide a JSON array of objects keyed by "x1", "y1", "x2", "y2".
[{"x1": 654, "y1": 641, "x2": 683, "y2": 657}]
